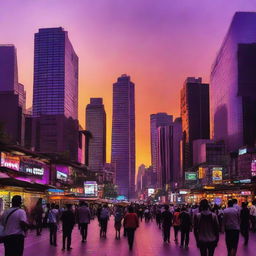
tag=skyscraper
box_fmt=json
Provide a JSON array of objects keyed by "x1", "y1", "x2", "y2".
[
  {"x1": 150, "y1": 113, "x2": 173, "y2": 177},
  {"x1": 33, "y1": 27, "x2": 78, "y2": 120},
  {"x1": 157, "y1": 118, "x2": 182, "y2": 191},
  {"x1": 111, "y1": 74, "x2": 135, "y2": 199},
  {"x1": 0, "y1": 45, "x2": 26, "y2": 145},
  {"x1": 31, "y1": 28, "x2": 79, "y2": 161},
  {"x1": 86, "y1": 98, "x2": 106, "y2": 172},
  {"x1": 180, "y1": 77, "x2": 210, "y2": 170},
  {"x1": 211, "y1": 12, "x2": 256, "y2": 152}
]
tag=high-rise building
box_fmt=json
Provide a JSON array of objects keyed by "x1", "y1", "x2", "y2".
[
  {"x1": 157, "y1": 118, "x2": 182, "y2": 191},
  {"x1": 150, "y1": 113, "x2": 173, "y2": 174},
  {"x1": 181, "y1": 77, "x2": 210, "y2": 170},
  {"x1": 211, "y1": 12, "x2": 256, "y2": 152},
  {"x1": 111, "y1": 74, "x2": 135, "y2": 199},
  {"x1": 0, "y1": 45, "x2": 26, "y2": 145},
  {"x1": 31, "y1": 28, "x2": 79, "y2": 161},
  {"x1": 136, "y1": 164, "x2": 146, "y2": 192},
  {"x1": 86, "y1": 98, "x2": 106, "y2": 172},
  {"x1": 33, "y1": 27, "x2": 78, "y2": 120}
]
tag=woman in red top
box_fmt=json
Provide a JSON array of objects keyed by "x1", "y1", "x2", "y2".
[{"x1": 124, "y1": 206, "x2": 139, "y2": 250}]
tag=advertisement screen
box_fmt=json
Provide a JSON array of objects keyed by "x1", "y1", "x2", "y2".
[
  {"x1": 0, "y1": 152, "x2": 20, "y2": 171},
  {"x1": 148, "y1": 188, "x2": 155, "y2": 197},
  {"x1": 20, "y1": 157, "x2": 44, "y2": 176},
  {"x1": 185, "y1": 172, "x2": 197, "y2": 180},
  {"x1": 251, "y1": 160, "x2": 256, "y2": 176},
  {"x1": 212, "y1": 168, "x2": 223, "y2": 183},
  {"x1": 84, "y1": 181, "x2": 98, "y2": 197},
  {"x1": 57, "y1": 171, "x2": 68, "y2": 182}
]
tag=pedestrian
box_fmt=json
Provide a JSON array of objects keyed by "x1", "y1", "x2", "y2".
[
  {"x1": 240, "y1": 202, "x2": 250, "y2": 246},
  {"x1": 32, "y1": 198, "x2": 44, "y2": 236},
  {"x1": 194, "y1": 199, "x2": 219, "y2": 256},
  {"x1": 97, "y1": 204, "x2": 102, "y2": 226},
  {"x1": 144, "y1": 208, "x2": 150, "y2": 222},
  {"x1": 155, "y1": 207, "x2": 162, "y2": 229},
  {"x1": 223, "y1": 199, "x2": 240, "y2": 256},
  {"x1": 1, "y1": 195, "x2": 29, "y2": 256},
  {"x1": 179, "y1": 206, "x2": 191, "y2": 249},
  {"x1": 48, "y1": 203, "x2": 59, "y2": 246},
  {"x1": 78, "y1": 201, "x2": 91, "y2": 243},
  {"x1": 61, "y1": 204, "x2": 75, "y2": 251},
  {"x1": 249, "y1": 199, "x2": 256, "y2": 232},
  {"x1": 161, "y1": 205, "x2": 173, "y2": 243},
  {"x1": 173, "y1": 208, "x2": 181, "y2": 243},
  {"x1": 124, "y1": 206, "x2": 139, "y2": 250},
  {"x1": 138, "y1": 206, "x2": 144, "y2": 221},
  {"x1": 100, "y1": 204, "x2": 110, "y2": 238},
  {"x1": 114, "y1": 206, "x2": 123, "y2": 239}
]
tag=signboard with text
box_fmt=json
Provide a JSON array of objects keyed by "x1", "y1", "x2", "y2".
[
  {"x1": 84, "y1": 181, "x2": 98, "y2": 197},
  {"x1": 212, "y1": 168, "x2": 223, "y2": 184},
  {"x1": 185, "y1": 172, "x2": 197, "y2": 180}
]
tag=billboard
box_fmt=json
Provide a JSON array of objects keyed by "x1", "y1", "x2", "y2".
[
  {"x1": 84, "y1": 181, "x2": 98, "y2": 197},
  {"x1": 185, "y1": 172, "x2": 197, "y2": 180},
  {"x1": 148, "y1": 188, "x2": 155, "y2": 197},
  {"x1": 212, "y1": 168, "x2": 222, "y2": 184},
  {"x1": 0, "y1": 152, "x2": 20, "y2": 171},
  {"x1": 251, "y1": 160, "x2": 256, "y2": 176},
  {"x1": 20, "y1": 157, "x2": 44, "y2": 176}
]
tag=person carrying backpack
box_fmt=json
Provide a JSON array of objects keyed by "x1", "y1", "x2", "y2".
[
  {"x1": 100, "y1": 204, "x2": 109, "y2": 238},
  {"x1": 194, "y1": 199, "x2": 219, "y2": 256},
  {"x1": 0, "y1": 195, "x2": 29, "y2": 256},
  {"x1": 114, "y1": 206, "x2": 123, "y2": 239}
]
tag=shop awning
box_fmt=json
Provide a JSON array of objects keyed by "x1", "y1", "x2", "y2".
[{"x1": 0, "y1": 176, "x2": 54, "y2": 192}]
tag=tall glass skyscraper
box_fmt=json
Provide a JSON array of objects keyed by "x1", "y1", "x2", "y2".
[
  {"x1": 150, "y1": 113, "x2": 173, "y2": 185},
  {"x1": 33, "y1": 27, "x2": 78, "y2": 120},
  {"x1": 211, "y1": 12, "x2": 256, "y2": 152},
  {"x1": 111, "y1": 74, "x2": 135, "y2": 199},
  {"x1": 86, "y1": 98, "x2": 106, "y2": 172}
]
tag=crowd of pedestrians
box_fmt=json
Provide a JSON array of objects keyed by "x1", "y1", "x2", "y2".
[{"x1": 1, "y1": 195, "x2": 256, "y2": 256}]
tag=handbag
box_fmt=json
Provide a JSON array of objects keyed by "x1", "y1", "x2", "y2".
[{"x1": 0, "y1": 208, "x2": 19, "y2": 243}]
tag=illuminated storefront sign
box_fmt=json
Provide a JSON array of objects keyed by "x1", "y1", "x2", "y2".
[
  {"x1": 56, "y1": 171, "x2": 68, "y2": 181},
  {"x1": 251, "y1": 160, "x2": 256, "y2": 176},
  {"x1": 20, "y1": 157, "x2": 44, "y2": 176},
  {"x1": 198, "y1": 167, "x2": 206, "y2": 179},
  {"x1": 148, "y1": 188, "x2": 155, "y2": 197},
  {"x1": 241, "y1": 191, "x2": 251, "y2": 195},
  {"x1": 185, "y1": 172, "x2": 197, "y2": 180},
  {"x1": 84, "y1": 181, "x2": 98, "y2": 197},
  {"x1": 179, "y1": 189, "x2": 190, "y2": 195},
  {"x1": 212, "y1": 168, "x2": 223, "y2": 184},
  {"x1": 0, "y1": 152, "x2": 20, "y2": 171},
  {"x1": 239, "y1": 148, "x2": 247, "y2": 155}
]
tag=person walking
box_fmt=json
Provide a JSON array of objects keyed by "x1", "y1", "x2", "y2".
[
  {"x1": 179, "y1": 206, "x2": 191, "y2": 249},
  {"x1": 194, "y1": 199, "x2": 219, "y2": 256},
  {"x1": 48, "y1": 203, "x2": 59, "y2": 246},
  {"x1": 240, "y1": 202, "x2": 250, "y2": 246},
  {"x1": 61, "y1": 204, "x2": 75, "y2": 251},
  {"x1": 155, "y1": 207, "x2": 162, "y2": 229},
  {"x1": 124, "y1": 206, "x2": 139, "y2": 250},
  {"x1": 114, "y1": 206, "x2": 123, "y2": 239},
  {"x1": 173, "y1": 208, "x2": 181, "y2": 243},
  {"x1": 100, "y1": 204, "x2": 110, "y2": 238},
  {"x1": 32, "y1": 198, "x2": 44, "y2": 236},
  {"x1": 1, "y1": 195, "x2": 29, "y2": 256},
  {"x1": 161, "y1": 205, "x2": 173, "y2": 243},
  {"x1": 223, "y1": 200, "x2": 240, "y2": 256},
  {"x1": 78, "y1": 201, "x2": 91, "y2": 243},
  {"x1": 250, "y1": 199, "x2": 256, "y2": 232}
]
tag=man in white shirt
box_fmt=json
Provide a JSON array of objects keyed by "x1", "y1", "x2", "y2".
[{"x1": 1, "y1": 195, "x2": 28, "y2": 256}]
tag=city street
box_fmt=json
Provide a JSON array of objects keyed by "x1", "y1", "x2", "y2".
[{"x1": 1, "y1": 217, "x2": 256, "y2": 256}]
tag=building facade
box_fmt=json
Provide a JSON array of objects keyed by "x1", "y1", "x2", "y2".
[
  {"x1": 33, "y1": 27, "x2": 78, "y2": 120},
  {"x1": 111, "y1": 74, "x2": 135, "y2": 199},
  {"x1": 0, "y1": 45, "x2": 26, "y2": 145},
  {"x1": 180, "y1": 77, "x2": 210, "y2": 170},
  {"x1": 150, "y1": 113, "x2": 173, "y2": 174},
  {"x1": 86, "y1": 98, "x2": 106, "y2": 172},
  {"x1": 211, "y1": 12, "x2": 256, "y2": 152}
]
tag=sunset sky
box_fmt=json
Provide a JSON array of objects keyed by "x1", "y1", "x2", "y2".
[{"x1": 1, "y1": 0, "x2": 255, "y2": 169}]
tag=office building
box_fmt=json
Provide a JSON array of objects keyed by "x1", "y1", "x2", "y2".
[
  {"x1": 111, "y1": 74, "x2": 135, "y2": 199},
  {"x1": 211, "y1": 12, "x2": 256, "y2": 152},
  {"x1": 86, "y1": 98, "x2": 106, "y2": 172}
]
